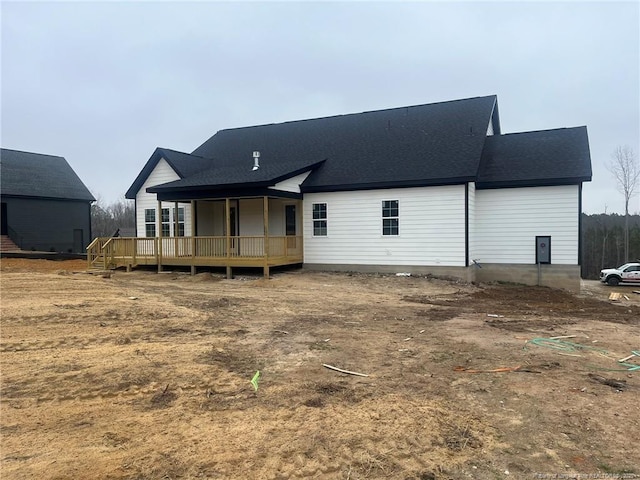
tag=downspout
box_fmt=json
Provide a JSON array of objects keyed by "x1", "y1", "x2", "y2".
[
  {"x1": 465, "y1": 183, "x2": 469, "y2": 267},
  {"x1": 578, "y1": 183, "x2": 583, "y2": 277}
]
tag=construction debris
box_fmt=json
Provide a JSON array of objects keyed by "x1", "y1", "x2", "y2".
[
  {"x1": 322, "y1": 364, "x2": 369, "y2": 377},
  {"x1": 454, "y1": 365, "x2": 525, "y2": 374},
  {"x1": 588, "y1": 373, "x2": 627, "y2": 391},
  {"x1": 609, "y1": 292, "x2": 621, "y2": 301}
]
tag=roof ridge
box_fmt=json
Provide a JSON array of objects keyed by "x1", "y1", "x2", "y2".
[
  {"x1": 215, "y1": 95, "x2": 498, "y2": 134},
  {"x1": 156, "y1": 147, "x2": 210, "y2": 159},
  {"x1": 498, "y1": 126, "x2": 587, "y2": 137},
  {"x1": 0, "y1": 148, "x2": 65, "y2": 159}
]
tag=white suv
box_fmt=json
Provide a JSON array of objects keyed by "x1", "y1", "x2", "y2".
[{"x1": 599, "y1": 262, "x2": 640, "y2": 286}]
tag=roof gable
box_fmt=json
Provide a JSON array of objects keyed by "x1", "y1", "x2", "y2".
[
  {"x1": 477, "y1": 126, "x2": 592, "y2": 188},
  {"x1": 125, "y1": 148, "x2": 211, "y2": 199},
  {"x1": 0, "y1": 148, "x2": 95, "y2": 201}
]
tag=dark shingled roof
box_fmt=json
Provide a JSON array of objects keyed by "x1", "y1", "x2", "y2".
[
  {"x1": 477, "y1": 127, "x2": 592, "y2": 188},
  {"x1": 126, "y1": 95, "x2": 592, "y2": 199},
  {"x1": 1, "y1": 148, "x2": 95, "y2": 201},
  {"x1": 190, "y1": 95, "x2": 498, "y2": 193}
]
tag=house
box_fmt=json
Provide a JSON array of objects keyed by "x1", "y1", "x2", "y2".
[
  {"x1": 1, "y1": 148, "x2": 95, "y2": 253},
  {"x1": 93, "y1": 96, "x2": 591, "y2": 290}
]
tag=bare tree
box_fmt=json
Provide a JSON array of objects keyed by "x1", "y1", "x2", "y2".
[{"x1": 608, "y1": 146, "x2": 640, "y2": 262}]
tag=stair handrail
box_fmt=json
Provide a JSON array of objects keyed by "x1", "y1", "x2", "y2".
[
  {"x1": 6, "y1": 225, "x2": 23, "y2": 249},
  {"x1": 86, "y1": 236, "x2": 114, "y2": 269}
]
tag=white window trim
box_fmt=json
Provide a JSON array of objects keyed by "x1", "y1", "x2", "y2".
[
  {"x1": 312, "y1": 202, "x2": 328, "y2": 237},
  {"x1": 381, "y1": 199, "x2": 399, "y2": 237}
]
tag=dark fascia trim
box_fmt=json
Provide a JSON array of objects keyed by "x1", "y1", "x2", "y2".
[
  {"x1": 134, "y1": 198, "x2": 138, "y2": 237},
  {"x1": 301, "y1": 177, "x2": 474, "y2": 194},
  {"x1": 0, "y1": 193, "x2": 95, "y2": 203},
  {"x1": 268, "y1": 160, "x2": 326, "y2": 185},
  {"x1": 148, "y1": 179, "x2": 272, "y2": 194},
  {"x1": 475, "y1": 177, "x2": 592, "y2": 190},
  {"x1": 156, "y1": 188, "x2": 303, "y2": 202},
  {"x1": 126, "y1": 149, "x2": 165, "y2": 199}
]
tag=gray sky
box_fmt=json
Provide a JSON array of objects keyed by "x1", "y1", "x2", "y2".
[{"x1": 2, "y1": 1, "x2": 639, "y2": 214}]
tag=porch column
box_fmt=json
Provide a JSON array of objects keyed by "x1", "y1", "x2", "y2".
[
  {"x1": 263, "y1": 196, "x2": 269, "y2": 278},
  {"x1": 191, "y1": 200, "x2": 197, "y2": 275},
  {"x1": 298, "y1": 198, "x2": 303, "y2": 260},
  {"x1": 174, "y1": 201, "x2": 179, "y2": 260},
  {"x1": 225, "y1": 198, "x2": 232, "y2": 279},
  {"x1": 157, "y1": 200, "x2": 163, "y2": 273}
]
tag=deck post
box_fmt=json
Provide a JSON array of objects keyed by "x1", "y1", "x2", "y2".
[
  {"x1": 157, "y1": 200, "x2": 163, "y2": 273},
  {"x1": 226, "y1": 265, "x2": 232, "y2": 279},
  {"x1": 132, "y1": 237, "x2": 137, "y2": 266},
  {"x1": 174, "y1": 201, "x2": 179, "y2": 257},
  {"x1": 191, "y1": 200, "x2": 197, "y2": 272},
  {"x1": 263, "y1": 196, "x2": 269, "y2": 279},
  {"x1": 225, "y1": 198, "x2": 231, "y2": 260}
]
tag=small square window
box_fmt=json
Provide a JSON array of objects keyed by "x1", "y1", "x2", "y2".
[
  {"x1": 144, "y1": 209, "x2": 155, "y2": 223},
  {"x1": 383, "y1": 218, "x2": 399, "y2": 236}
]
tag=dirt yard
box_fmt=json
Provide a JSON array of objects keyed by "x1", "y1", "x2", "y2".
[{"x1": 1, "y1": 258, "x2": 639, "y2": 480}]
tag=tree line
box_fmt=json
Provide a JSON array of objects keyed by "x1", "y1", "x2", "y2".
[
  {"x1": 91, "y1": 198, "x2": 135, "y2": 238},
  {"x1": 582, "y1": 213, "x2": 640, "y2": 279}
]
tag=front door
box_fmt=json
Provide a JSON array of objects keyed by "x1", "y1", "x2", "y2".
[
  {"x1": 1, "y1": 203, "x2": 7, "y2": 235},
  {"x1": 229, "y1": 203, "x2": 239, "y2": 254},
  {"x1": 285, "y1": 204, "x2": 297, "y2": 250},
  {"x1": 73, "y1": 229, "x2": 84, "y2": 253}
]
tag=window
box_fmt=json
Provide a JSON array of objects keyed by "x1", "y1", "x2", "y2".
[
  {"x1": 382, "y1": 200, "x2": 399, "y2": 236},
  {"x1": 176, "y1": 207, "x2": 185, "y2": 237},
  {"x1": 144, "y1": 209, "x2": 156, "y2": 237},
  {"x1": 161, "y1": 208, "x2": 170, "y2": 237},
  {"x1": 312, "y1": 203, "x2": 327, "y2": 236}
]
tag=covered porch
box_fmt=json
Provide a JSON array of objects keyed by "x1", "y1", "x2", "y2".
[{"x1": 88, "y1": 194, "x2": 303, "y2": 277}]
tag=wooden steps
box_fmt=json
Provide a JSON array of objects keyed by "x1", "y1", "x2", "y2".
[{"x1": 0, "y1": 235, "x2": 20, "y2": 252}]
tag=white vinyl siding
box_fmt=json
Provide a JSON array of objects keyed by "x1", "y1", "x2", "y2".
[
  {"x1": 474, "y1": 185, "x2": 579, "y2": 265},
  {"x1": 303, "y1": 186, "x2": 466, "y2": 266},
  {"x1": 135, "y1": 158, "x2": 192, "y2": 237},
  {"x1": 270, "y1": 171, "x2": 311, "y2": 193}
]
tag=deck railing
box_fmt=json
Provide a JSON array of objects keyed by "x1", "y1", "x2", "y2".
[{"x1": 87, "y1": 235, "x2": 303, "y2": 269}]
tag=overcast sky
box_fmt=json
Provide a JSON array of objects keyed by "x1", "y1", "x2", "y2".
[{"x1": 2, "y1": 1, "x2": 639, "y2": 214}]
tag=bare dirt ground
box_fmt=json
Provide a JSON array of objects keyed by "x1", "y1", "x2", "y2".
[{"x1": 1, "y1": 258, "x2": 639, "y2": 480}]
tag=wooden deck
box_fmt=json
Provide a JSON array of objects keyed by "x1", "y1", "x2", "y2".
[{"x1": 87, "y1": 235, "x2": 303, "y2": 277}]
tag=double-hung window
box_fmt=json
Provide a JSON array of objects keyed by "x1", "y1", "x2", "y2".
[
  {"x1": 176, "y1": 207, "x2": 185, "y2": 236},
  {"x1": 161, "y1": 208, "x2": 170, "y2": 237},
  {"x1": 312, "y1": 203, "x2": 327, "y2": 236},
  {"x1": 382, "y1": 200, "x2": 399, "y2": 236},
  {"x1": 144, "y1": 209, "x2": 156, "y2": 237}
]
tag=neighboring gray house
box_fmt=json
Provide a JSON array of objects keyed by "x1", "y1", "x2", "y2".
[
  {"x1": 0, "y1": 148, "x2": 95, "y2": 253},
  {"x1": 93, "y1": 95, "x2": 591, "y2": 290}
]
